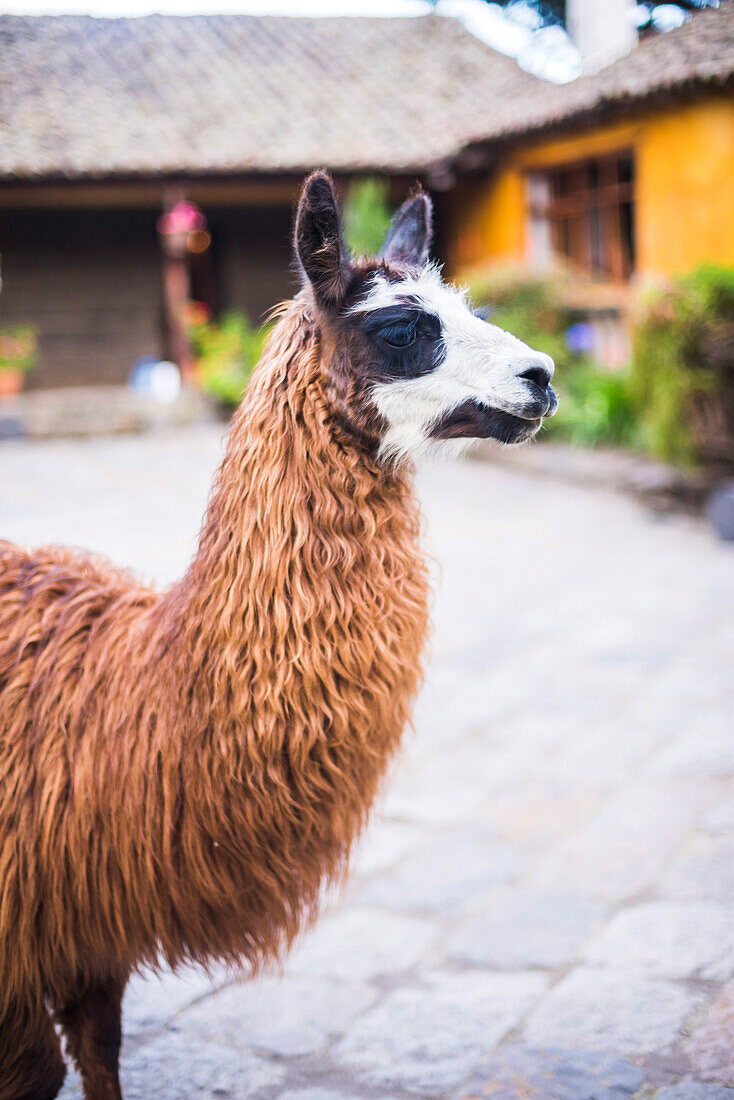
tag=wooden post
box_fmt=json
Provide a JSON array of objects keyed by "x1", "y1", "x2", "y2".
[{"x1": 159, "y1": 189, "x2": 195, "y2": 384}]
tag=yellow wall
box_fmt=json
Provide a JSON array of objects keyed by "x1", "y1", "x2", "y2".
[{"x1": 448, "y1": 96, "x2": 734, "y2": 281}]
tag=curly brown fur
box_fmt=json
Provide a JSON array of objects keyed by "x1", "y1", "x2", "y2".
[{"x1": 0, "y1": 295, "x2": 429, "y2": 1097}]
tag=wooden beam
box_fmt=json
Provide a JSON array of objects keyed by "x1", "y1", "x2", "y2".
[{"x1": 0, "y1": 177, "x2": 302, "y2": 209}]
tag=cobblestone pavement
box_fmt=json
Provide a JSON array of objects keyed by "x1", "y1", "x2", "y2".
[{"x1": 2, "y1": 425, "x2": 734, "y2": 1100}]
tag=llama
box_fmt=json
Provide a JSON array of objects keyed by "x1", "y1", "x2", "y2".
[{"x1": 0, "y1": 171, "x2": 556, "y2": 1100}]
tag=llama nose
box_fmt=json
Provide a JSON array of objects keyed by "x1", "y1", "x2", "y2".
[{"x1": 518, "y1": 358, "x2": 554, "y2": 392}]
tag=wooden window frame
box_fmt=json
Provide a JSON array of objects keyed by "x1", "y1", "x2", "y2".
[{"x1": 527, "y1": 149, "x2": 635, "y2": 282}]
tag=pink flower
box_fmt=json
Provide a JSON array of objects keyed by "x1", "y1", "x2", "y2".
[{"x1": 157, "y1": 201, "x2": 206, "y2": 236}]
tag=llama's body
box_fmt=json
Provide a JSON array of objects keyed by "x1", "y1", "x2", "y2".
[
  {"x1": 0, "y1": 301, "x2": 428, "y2": 1095},
  {"x1": 0, "y1": 173, "x2": 555, "y2": 1099}
]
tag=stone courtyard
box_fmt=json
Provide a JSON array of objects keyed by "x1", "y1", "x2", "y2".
[{"x1": 2, "y1": 424, "x2": 734, "y2": 1100}]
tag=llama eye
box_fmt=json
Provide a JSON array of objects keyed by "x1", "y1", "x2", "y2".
[{"x1": 380, "y1": 324, "x2": 416, "y2": 349}]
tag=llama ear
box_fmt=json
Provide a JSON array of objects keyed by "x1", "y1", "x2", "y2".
[
  {"x1": 380, "y1": 191, "x2": 433, "y2": 268},
  {"x1": 295, "y1": 171, "x2": 349, "y2": 308}
]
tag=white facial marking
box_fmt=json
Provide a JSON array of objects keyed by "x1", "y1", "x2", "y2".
[{"x1": 351, "y1": 265, "x2": 554, "y2": 463}]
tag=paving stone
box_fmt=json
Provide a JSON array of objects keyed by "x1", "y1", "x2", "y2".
[
  {"x1": 532, "y1": 783, "x2": 709, "y2": 900},
  {"x1": 58, "y1": 1068, "x2": 83, "y2": 1099},
  {"x1": 454, "y1": 1045, "x2": 644, "y2": 1098},
  {"x1": 335, "y1": 970, "x2": 547, "y2": 1096},
  {"x1": 654, "y1": 1085, "x2": 734, "y2": 1099},
  {"x1": 664, "y1": 838, "x2": 734, "y2": 903},
  {"x1": 584, "y1": 902, "x2": 734, "y2": 981},
  {"x1": 121, "y1": 1029, "x2": 284, "y2": 1098},
  {"x1": 523, "y1": 968, "x2": 704, "y2": 1055},
  {"x1": 703, "y1": 792, "x2": 734, "y2": 835},
  {"x1": 382, "y1": 760, "x2": 492, "y2": 825},
  {"x1": 351, "y1": 817, "x2": 427, "y2": 878},
  {"x1": 448, "y1": 891, "x2": 607, "y2": 969},
  {"x1": 532, "y1": 718, "x2": 663, "y2": 789},
  {"x1": 356, "y1": 831, "x2": 518, "y2": 913},
  {"x1": 478, "y1": 783, "x2": 603, "y2": 853},
  {"x1": 277, "y1": 1092, "x2": 370, "y2": 1100},
  {"x1": 382, "y1": 737, "x2": 520, "y2": 826},
  {"x1": 287, "y1": 906, "x2": 437, "y2": 982},
  {"x1": 58, "y1": 1029, "x2": 284, "y2": 1100},
  {"x1": 633, "y1": 658, "x2": 730, "y2": 721},
  {"x1": 408, "y1": 662, "x2": 524, "y2": 748},
  {"x1": 0, "y1": 385, "x2": 213, "y2": 442},
  {"x1": 530, "y1": 668, "x2": 653, "y2": 728},
  {"x1": 686, "y1": 980, "x2": 734, "y2": 1085},
  {"x1": 172, "y1": 972, "x2": 376, "y2": 1056},
  {"x1": 123, "y1": 964, "x2": 228, "y2": 1035},
  {"x1": 478, "y1": 708, "x2": 589, "y2": 754},
  {"x1": 652, "y1": 720, "x2": 734, "y2": 779},
  {"x1": 392, "y1": 717, "x2": 563, "y2": 810}
]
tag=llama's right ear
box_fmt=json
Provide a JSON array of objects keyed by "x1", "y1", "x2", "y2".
[
  {"x1": 295, "y1": 171, "x2": 349, "y2": 309},
  {"x1": 380, "y1": 191, "x2": 433, "y2": 268}
]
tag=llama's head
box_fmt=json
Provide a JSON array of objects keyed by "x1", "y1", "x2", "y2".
[{"x1": 295, "y1": 171, "x2": 557, "y2": 463}]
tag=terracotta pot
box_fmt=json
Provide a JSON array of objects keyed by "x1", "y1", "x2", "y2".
[{"x1": 0, "y1": 369, "x2": 24, "y2": 397}]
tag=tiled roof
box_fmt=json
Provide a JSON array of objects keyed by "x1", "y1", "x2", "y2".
[
  {"x1": 0, "y1": 13, "x2": 541, "y2": 180},
  {"x1": 484, "y1": 4, "x2": 734, "y2": 143}
]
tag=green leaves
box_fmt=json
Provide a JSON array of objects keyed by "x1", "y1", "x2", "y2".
[
  {"x1": 189, "y1": 310, "x2": 271, "y2": 409},
  {"x1": 342, "y1": 178, "x2": 394, "y2": 258},
  {"x1": 631, "y1": 263, "x2": 734, "y2": 467}
]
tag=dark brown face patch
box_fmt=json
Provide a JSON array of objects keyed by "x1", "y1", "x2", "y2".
[
  {"x1": 351, "y1": 304, "x2": 443, "y2": 382},
  {"x1": 429, "y1": 400, "x2": 542, "y2": 445},
  {"x1": 315, "y1": 263, "x2": 446, "y2": 453}
]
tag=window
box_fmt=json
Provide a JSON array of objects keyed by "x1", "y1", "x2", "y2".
[{"x1": 527, "y1": 152, "x2": 635, "y2": 281}]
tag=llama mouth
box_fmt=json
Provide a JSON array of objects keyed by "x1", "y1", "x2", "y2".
[{"x1": 430, "y1": 399, "x2": 544, "y2": 445}]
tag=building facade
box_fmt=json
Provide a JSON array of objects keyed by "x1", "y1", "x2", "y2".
[{"x1": 1, "y1": 6, "x2": 733, "y2": 387}]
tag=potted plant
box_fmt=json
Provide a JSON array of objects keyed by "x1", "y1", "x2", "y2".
[
  {"x1": 0, "y1": 325, "x2": 37, "y2": 396},
  {"x1": 186, "y1": 304, "x2": 270, "y2": 414},
  {"x1": 631, "y1": 264, "x2": 734, "y2": 472}
]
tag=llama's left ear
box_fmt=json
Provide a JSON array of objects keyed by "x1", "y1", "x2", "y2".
[
  {"x1": 380, "y1": 191, "x2": 433, "y2": 268},
  {"x1": 295, "y1": 170, "x2": 349, "y2": 308}
]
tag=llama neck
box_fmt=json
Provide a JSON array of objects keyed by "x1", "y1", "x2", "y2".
[
  {"x1": 155, "y1": 302, "x2": 429, "y2": 965},
  {"x1": 177, "y1": 301, "x2": 427, "y2": 700}
]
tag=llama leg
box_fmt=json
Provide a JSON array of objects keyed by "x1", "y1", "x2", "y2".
[
  {"x1": 55, "y1": 978, "x2": 125, "y2": 1100},
  {"x1": 0, "y1": 1000, "x2": 66, "y2": 1100}
]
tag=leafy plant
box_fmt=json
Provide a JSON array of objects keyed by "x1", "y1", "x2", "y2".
[
  {"x1": 188, "y1": 308, "x2": 270, "y2": 408},
  {"x1": 469, "y1": 266, "x2": 582, "y2": 375},
  {"x1": 0, "y1": 325, "x2": 37, "y2": 375},
  {"x1": 631, "y1": 263, "x2": 734, "y2": 468},
  {"x1": 468, "y1": 265, "x2": 638, "y2": 448},
  {"x1": 342, "y1": 177, "x2": 394, "y2": 257},
  {"x1": 547, "y1": 360, "x2": 639, "y2": 448}
]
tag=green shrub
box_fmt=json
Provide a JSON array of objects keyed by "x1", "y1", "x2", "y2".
[
  {"x1": 547, "y1": 360, "x2": 639, "y2": 448},
  {"x1": 631, "y1": 263, "x2": 734, "y2": 467},
  {"x1": 468, "y1": 266, "x2": 638, "y2": 448},
  {"x1": 343, "y1": 177, "x2": 394, "y2": 257},
  {"x1": 189, "y1": 308, "x2": 270, "y2": 408},
  {"x1": 0, "y1": 325, "x2": 37, "y2": 375}
]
